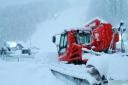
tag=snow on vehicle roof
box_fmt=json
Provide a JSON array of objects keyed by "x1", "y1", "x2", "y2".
[{"x1": 5, "y1": 41, "x2": 17, "y2": 48}]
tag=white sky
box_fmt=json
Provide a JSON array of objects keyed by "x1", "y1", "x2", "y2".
[
  {"x1": 0, "y1": 0, "x2": 89, "y2": 8},
  {"x1": 0, "y1": 0, "x2": 41, "y2": 8}
]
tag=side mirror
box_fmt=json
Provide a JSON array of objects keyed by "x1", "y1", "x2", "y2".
[{"x1": 52, "y1": 36, "x2": 56, "y2": 43}]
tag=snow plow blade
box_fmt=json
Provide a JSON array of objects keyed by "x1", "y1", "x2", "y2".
[
  {"x1": 51, "y1": 69, "x2": 90, "y2": 85},
  {"x1": 49, "y1": 63, "x2": 108, "y2": 85},
  {"x1": 49, "y1": 63, "x2": 92, "y2": 85},
  {"x1": 49, "y1": 63, "x2": 104, "y2": 85}
]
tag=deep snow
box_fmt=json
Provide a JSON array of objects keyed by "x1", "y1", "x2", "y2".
[{"x1": 0, "y1": 61, "x2": 65, "y2": 85}]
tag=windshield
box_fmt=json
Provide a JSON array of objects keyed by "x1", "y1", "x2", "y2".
[
  {"x1": 76, "y1": 31, "x2": 91, "y2": 44},
  {"x1": 58, "y1": 32, "x2": 68, "y2": 55},
  {"x1": 57, "y1": 31, "x2": 91, "y2": 55}
]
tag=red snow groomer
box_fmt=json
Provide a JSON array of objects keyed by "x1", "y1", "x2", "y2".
[{"x1": 52, "y1": 19, "x2": 119, "y2": 64}]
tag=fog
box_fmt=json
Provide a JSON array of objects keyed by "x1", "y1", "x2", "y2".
[
  {"x1": 1, "y1": 0, "x2": 128, "y2": 51},
  {"x1": 0, "y1": 0, "x2": 69, "y2": 44}
]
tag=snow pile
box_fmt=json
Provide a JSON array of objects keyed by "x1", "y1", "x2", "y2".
[{"x1": 86, "y1": 53, "x2": 128, "y2": 81}]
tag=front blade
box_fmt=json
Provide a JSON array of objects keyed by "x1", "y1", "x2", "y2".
[{"x1": 51, "y1": 69, "x2": 90, "y2": 85}]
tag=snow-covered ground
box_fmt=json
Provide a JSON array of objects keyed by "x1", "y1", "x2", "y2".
[{"x1": 0, "y1": 61, "x2": 65, "y2": 85}]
